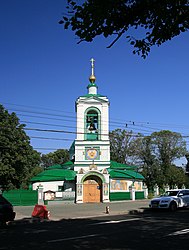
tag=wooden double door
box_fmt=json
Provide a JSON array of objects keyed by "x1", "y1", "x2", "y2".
[{"x1": 83, "y1": 177, "x2": 102, "y2": 203}]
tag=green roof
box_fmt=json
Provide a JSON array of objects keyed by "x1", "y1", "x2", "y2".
[
  {"x1": 47, "y1": 161, "x2": 74, "y2": 170},
  {"x1": 108, "y1": 169, "x2": 144, "y2": 180},
  {"x1": 62, "y1": 161, "x2": 74, "y2": 166},
  {"x1": 47, "y1": 164, "x2": 63, "y2": 170},
  {"x1": 87, "y1": 82, "x2": 98, "y2": 89},
  {"x1": 32, "y1": 160, "x2": 143, "y2": 182},
  {"x1": 110, "y1": 161, "x2": 137, "y2": 170},
  {"x1": 47, "y1": 161, "x2": 137, "y2": 171},
  {"x1": 31, "y1": 169, "x2": 76, "y2": 182}
]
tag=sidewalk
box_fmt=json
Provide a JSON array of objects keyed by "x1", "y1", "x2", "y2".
[{"x1": 14, "y1": 199, "x2": 150, "y2": 221}]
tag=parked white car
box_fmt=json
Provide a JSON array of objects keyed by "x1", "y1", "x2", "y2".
[{"x1": 149, "y1": 189, "x2": 189, "y2": 211}]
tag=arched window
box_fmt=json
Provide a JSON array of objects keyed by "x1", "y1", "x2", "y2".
[{"x1": 86, "y1": 109, "x2": 99, "y2": 140}]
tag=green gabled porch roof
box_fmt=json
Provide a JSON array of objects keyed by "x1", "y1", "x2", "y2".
[
  {"x1": 108, "y1": 169, "x2": 144, "y2": 180},
  {"x1": 31, "y1": 169, "x2": 76, "y2": 182}
]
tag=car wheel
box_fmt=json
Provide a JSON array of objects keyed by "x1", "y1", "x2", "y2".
[{"x1": 169, "y1": 201, "x2": 177, "y2": 212}]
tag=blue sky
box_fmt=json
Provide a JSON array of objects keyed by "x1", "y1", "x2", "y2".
[{"x1": 1, "y1": 1, "x2": 189, "y2": 164}]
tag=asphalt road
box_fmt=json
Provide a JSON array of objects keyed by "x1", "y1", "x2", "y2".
[
  {"x1": 1, "y1": 202, "x2": 189, "y2": 249},
  {"x1": 14, "y1": 200, "x2": 150, "y2": 221}
]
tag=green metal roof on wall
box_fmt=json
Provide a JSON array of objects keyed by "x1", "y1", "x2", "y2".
[
  {"x1": 108, "y1": 169, "x2": 144, "y2": 180},
  {"x1": 110, "y1": 161, "x2": 137, "y2": 170},
  {"x1": 31, "y1": 169, "x2": 76, "y2": 182},
  {"x1": 63, "y1": 161, "x2": 74, "y2": 166},
  {"x1": 47, "y1": 161, "x2": 74, "y2": 170},
  {"x1": 47, "y1": 161, "x2": 137, "y2": 171},
  {"x1": 47, "y1": 164, "x2": 63, "y2": 170}
]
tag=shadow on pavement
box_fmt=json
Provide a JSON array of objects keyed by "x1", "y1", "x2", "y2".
[{"x1": 1, "y1": 208, "x2": 189, "y2": 249}]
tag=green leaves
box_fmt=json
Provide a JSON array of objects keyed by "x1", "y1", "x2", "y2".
[
  {"x1": 41, "y1": 149, "x2": 70, "y2": 169},
  {"x1": 60, "y1": 0, "x2": 189, "y2": 58},
  {"x1": 109, "y1": 128, "x2": 187, "y2": 189},
  {"x1": 0, "y1": 105, "x2": 41, "y2": 190},
  {"x1": 110, "y1": 129, "x2": 141, "y2": 165},
  {"x1": 142, "y1": 130, "x2": 187, "y2": 189}
]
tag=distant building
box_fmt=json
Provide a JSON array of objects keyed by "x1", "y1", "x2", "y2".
[{"x1": 31, "y1": 59, "x2": 144, "y2": 203}]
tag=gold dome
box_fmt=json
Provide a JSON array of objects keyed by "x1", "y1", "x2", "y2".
[{"x1": 89, "y1": 74, "x2": 96, "y2": 83}]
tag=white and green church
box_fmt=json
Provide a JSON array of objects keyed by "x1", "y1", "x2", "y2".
[{"x1": 31, "y1": 59, "x2": 145, "y2": 203}]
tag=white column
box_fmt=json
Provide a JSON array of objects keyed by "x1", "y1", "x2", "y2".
[
  {"x1": 102, "y1": 182, "x2": 110, "y2": 203},
  {"x1": 164, "y1": 184, "x2": 170, "y2": 192},
  {"x1": 154, "y1": 184, "x2": 159, "y2": 196},
  {"x1": 129, "y1": 185, "x2": 136, "y2": 201},
  {"x1": 37, "y1": 185, "x2": 44, "y2": 205},
  {"x1": 143, "y1": 184, "x2": 148, "y2": 199}
]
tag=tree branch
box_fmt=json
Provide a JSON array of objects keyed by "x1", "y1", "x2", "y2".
[{"x1": 107, "y1": 28, "x2": 126, "y2": 48}]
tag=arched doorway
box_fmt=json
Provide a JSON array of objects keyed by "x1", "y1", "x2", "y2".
[{"x1": 83, "y1": 175, "x2": 102, "y2": 203}]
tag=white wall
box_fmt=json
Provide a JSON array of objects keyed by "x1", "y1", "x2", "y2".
[{"x1": 32, "y1": 181, "x2": 75, "y2": 192}]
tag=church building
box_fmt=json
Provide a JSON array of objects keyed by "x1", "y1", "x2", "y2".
[{"x1": 31, "y1": 59, "x2": 145, "y2": 203}]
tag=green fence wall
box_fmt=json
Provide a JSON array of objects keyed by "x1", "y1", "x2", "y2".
[
  {"x1": 3, "y1": 189, "x2": 38, "y2": 206},
  {"x1": 135, "y1": 191, "x2": 145, "y2": 199},
  {"x1": 110, "y1": 192, "x2": 131, "y2": 201},
  {"x1": 110, "y1": 191, "x2": 145, "y2": 201}
]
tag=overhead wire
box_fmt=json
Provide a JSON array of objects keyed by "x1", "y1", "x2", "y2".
[
  {"x1": 2, "y1": 102, "x2": 189, "y2": 152},
  {"x1": 30, "y1": 136, "x2": 73, "y2": 141},
  {"x1": 3, "y1": 106, "x2": 177, "y2": 135},
  {"x1": 3, "y1": 102, "x2": 189, "y2": 130},
  {"x1": 4, "y1": 103, "x2": 189, "y2": 132}
]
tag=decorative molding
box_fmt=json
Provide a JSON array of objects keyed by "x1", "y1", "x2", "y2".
[
  {"x1": 89, "y1": 164, "x2": 97, "y2": 170},
  {"x1": 102, "y1": 168, "x2": 108, "y2": 174},
  {"x1": 78, "y1": 168, "x2": 85, "y2": 174}
]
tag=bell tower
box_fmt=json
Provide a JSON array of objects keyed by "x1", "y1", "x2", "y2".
[
  {"x1": 74, "y1": 59, "x2": 110, "y2": 172},
  {"x1": 74, "y1": 59, "x2": 110, "y2": 203}
]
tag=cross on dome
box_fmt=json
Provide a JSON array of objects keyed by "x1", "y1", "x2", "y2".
[
  {"x1": 89, "y1": 58, "x2": 96, "y2": 83},
  {"x1": 90, "y1": 58, "x2": 95, "y2": 76}
]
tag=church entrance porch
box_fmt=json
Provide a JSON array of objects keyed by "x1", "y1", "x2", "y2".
[{"x1": 83, "y1": 176, "x2": 102, "y2": 203}]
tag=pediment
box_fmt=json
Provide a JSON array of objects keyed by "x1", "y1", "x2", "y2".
[{"x1": 77, "y1": 95, "x2": 109, "y2": 104}]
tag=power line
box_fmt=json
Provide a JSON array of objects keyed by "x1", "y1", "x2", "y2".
[
  {"x1": 3, "y1": 101, "x2": 189, "y2": 130},
  {"x1": 20, "y1": 120, "x2": 76, "y2": 129},
  {"x1": 30, "y1": 136, "x2": 73, "y2": 141},
  {"x1": 16, "y1": 113, "x2": 76, "y2": 123},
  {"x1": 24, "y1": 127, "x2": 147, "y2": 138},
  {"x1": 3, "y1": 102, "x2": 189, "y2": 149},
  {"x1": 34, "y1": 147, "x2": 65, "y2": 151},
  {"x1": 5, "y1": 107, "x2": 164, "y2": 134},
  {"x1": 8, "y1": 108, "x2": 75, "y2": 119},
  {"x1": 1, "y1": 102, "x2": 74, "y2": 115}
]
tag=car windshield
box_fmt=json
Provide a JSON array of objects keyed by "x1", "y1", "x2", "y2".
[{"x1": 162, "y1": 191, "x2": 179, "y2": 197}]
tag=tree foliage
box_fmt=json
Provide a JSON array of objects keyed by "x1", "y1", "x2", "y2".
[
  {"x1": 41, "y1": 149, "x2": 70, "y2": 169},
  {"x1": 110, "y1": 128, "x2": 187, "y2": 189},
  {"x1": 135, "y1": 136, "x2": 161, "y2": 190},
  {"x1": 60, "y1": 0, "x2": 189, "y2": 58},
  {"x1": 143, "y1": 131, "x2": 187, "y2": 189},
  {"x1": 184, "y1": 152, "x2": 189, "y2": 172},
  {"x1": 0, "y1": 105, "x2": 41, "y2": 190},
  {"x1": 165, "y1": 165, "x2": 186, "y2": 188},
  {"x1": 151, "y1": 130, "x2": 186, "y2": 166},
  {"x1": 110, "y1": 129, "x2": 138, "y2": 164}
]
